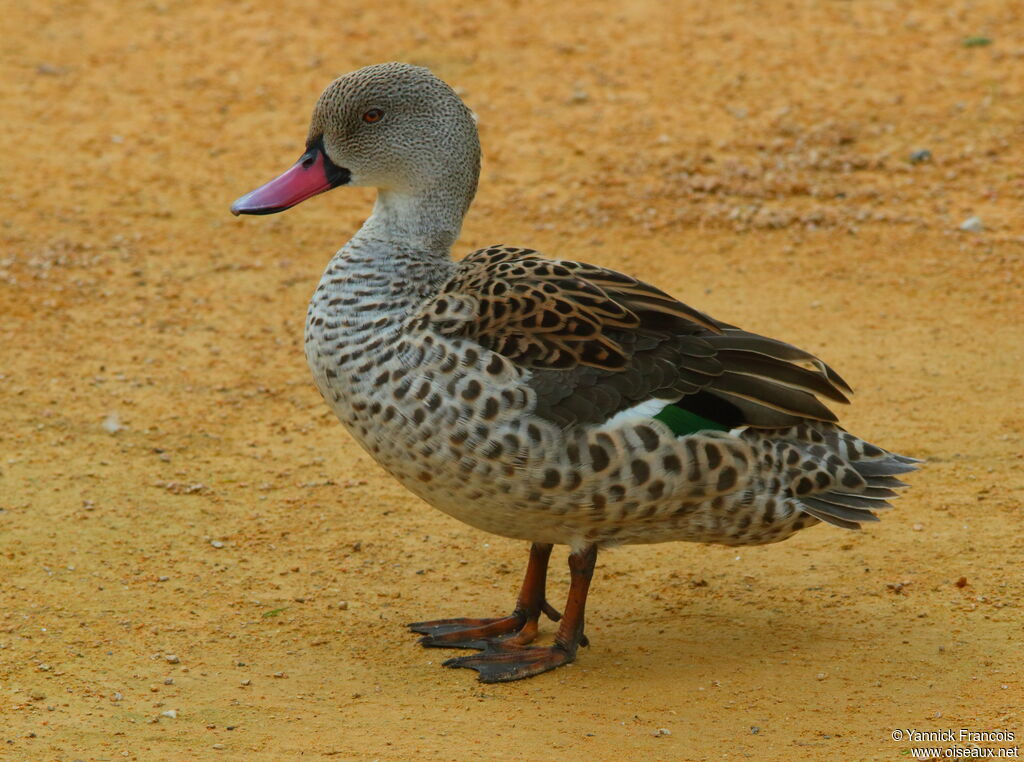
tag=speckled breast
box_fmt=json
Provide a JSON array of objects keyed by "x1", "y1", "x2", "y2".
[{"x1": 304, "y1": 297, "x2": 565, "y2": 540}]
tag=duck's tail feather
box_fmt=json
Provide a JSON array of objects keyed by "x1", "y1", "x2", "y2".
[{"x1": 743, "y1": 423, "x2": 920, "y2": 531}]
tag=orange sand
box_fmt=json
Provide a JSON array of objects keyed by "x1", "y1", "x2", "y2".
[{"x1": 1, "y1": 1, "x2": 1022, "y2": 759}]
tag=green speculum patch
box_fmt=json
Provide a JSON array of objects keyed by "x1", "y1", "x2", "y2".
[{"x1": 653, "y1": 405, "x2": 730, "y2": 436}]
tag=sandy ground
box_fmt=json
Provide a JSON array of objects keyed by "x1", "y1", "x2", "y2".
[{"x1": 2, "y1": 1, "x2": 1023, "y2": 759}]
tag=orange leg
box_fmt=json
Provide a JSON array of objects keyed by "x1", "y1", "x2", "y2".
[
  {"x1": 409, "y1": 543, "x2": 562, "y2": 650},
  {"x1": 441, "y1": 544, "x2": 598, "y2": 682}
]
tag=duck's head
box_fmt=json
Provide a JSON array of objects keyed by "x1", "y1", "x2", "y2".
[{"x1": 230, "y1": 62, "x2": 481, "y2": 224}]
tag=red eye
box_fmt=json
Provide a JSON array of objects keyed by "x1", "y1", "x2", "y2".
[{"x1": 362, "y1": 108, "x2": 384, "y2": 124}]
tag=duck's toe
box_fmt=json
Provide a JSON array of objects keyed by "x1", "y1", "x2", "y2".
[
  {"x1": 409, "y1": 614, "x2": 532, "y2": 650},
  {"x1": 442, "y1": 644, "x2": 576, "y2": 683}
]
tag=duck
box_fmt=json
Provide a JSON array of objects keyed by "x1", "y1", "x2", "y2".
[{"x1": 230, "y1": 62, "x2": 917, "y2": 683}]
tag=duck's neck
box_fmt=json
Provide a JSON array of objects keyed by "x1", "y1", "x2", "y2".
[{"x1": 359, "y1": 185, "x2": 469, "y2": 255}]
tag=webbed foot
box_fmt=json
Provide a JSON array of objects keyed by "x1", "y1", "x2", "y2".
[{"x1": 442, "y1": 643, "x2": 577, "y2": 682}]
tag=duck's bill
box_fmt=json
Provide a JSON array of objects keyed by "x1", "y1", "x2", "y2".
[{"x1": 230, "y1": 142, "x2": 350, "y2": 216}]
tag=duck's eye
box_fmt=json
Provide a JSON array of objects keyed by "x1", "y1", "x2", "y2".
[{"x1": 362, "y1": 108, "x2": 385, "y2": 124}]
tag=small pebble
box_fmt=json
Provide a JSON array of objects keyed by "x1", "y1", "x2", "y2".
[
  {"x1": 816, "y1": 672, "x2": 828, "y2": 681},
  {"x1": 337, "y1": 601, "x2": 349, "y2": 610},
  {"x1": 955, "y1": 576, "x2": 968, "y2": 588},
  {"x1": 751, "y1": 726, "x2": 760, "y2": 735},
  {"x1": 164, "y1": 678, "x2": 174, "y2": 685},
  {"x1": 653, "y1": 728, "x2": 671, "y2": 737},
  {"x1": 959, "y1": 216, "x2": 984, "y2": 232},
  {"x1": 111, "y1": 692, "x2": 123, "y2": 702},
  {"x1": 240, "y1": 679, "x2": 251, "y2": 686},
  {"x1": 212, "y1": 744, "x2": 225, "y2": 750},
  {"x1": 210, "y1": 540, "x2": 225, "y2": 549},
  {"x1": 102, "y1": 412, "x2": 123, "y2": 434},
  {"x1": 165, "y1": 654, "x2": 180, "y2": 664},
  {"x1": 909, "y1": 149, "x2": 932, "y2": 164},
  {"x1": 161, "y1": 709, "x2": 178, "y2": 719},
  {"x1": 272, "y1": 671, "x2": 286, "y2": 679}
]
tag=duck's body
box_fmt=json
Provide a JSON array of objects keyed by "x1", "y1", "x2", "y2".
[
  {"x1": 233, "y1": 62, "x2": 917, "y2": 682},
  {"x1": 304, "y1": 239, "x2": 902, "y2": 551}
]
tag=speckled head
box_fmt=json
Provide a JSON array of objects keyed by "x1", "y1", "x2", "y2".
[{"x1": 230, "y1": 62, "x2": 481, "y2": 221}]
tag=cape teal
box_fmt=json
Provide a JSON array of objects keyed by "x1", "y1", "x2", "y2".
[{"x1": 231, "y1": 62, "x2": 917, "y2": 683}]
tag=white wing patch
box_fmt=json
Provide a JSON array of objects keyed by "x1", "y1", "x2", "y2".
[{"x1": 598, "y1": 398, "x2": 671, "y2": 430}]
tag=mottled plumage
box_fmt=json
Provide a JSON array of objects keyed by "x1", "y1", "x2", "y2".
[{"x1": 232, "y1": 62, "x2": 918, "y2": 683}]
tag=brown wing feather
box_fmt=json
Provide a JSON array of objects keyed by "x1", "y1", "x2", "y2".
[
  {"x1": 430, "y1": 246, "x2": 720, "y2": 371},
  {"x1": 420, "y1": 245, "x2": 851, "y2": 428}
]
